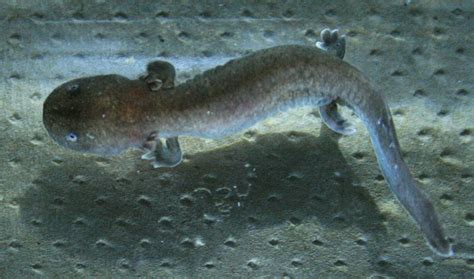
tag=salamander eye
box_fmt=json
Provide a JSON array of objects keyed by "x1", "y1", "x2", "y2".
[
  {"x1": 66, "y1": 84, "x2": 80, "y2": 95},
  {"x1": 66, "y1": 132, "x2": 78, "y2": 142}
]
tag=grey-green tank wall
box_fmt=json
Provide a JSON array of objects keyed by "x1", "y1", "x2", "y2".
[{"x1": 0, "y1": 1, "x2": 473, "y2": 278}]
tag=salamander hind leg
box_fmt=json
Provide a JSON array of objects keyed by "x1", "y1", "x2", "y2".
[
  {"x1": 316, "y1": 28, "x2": 346, "y2": 59},
  {"x1": 316, "y1": 28, "x2": 354, "y2": 135},
  {"x1": 140, "y1": 60, "x2": 176, "y2": 91},
  {"x1": 319, "y1": 101, "x2": 356, "y2": 135},
  {"x1": 141, "y1": 133, "x2": 183, "y2": 168}
]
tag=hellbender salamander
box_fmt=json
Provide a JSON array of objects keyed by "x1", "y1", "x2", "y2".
[{"x1": 43, "y1": 29, "x2": 453, "y2": 256}]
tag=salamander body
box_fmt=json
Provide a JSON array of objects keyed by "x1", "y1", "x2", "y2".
[{"x1": 43, "y1": 31, "x2": 453, "y2": 256}]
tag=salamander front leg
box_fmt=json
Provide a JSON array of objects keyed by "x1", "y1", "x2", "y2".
[
  {"x1": 140, "y1": 60, "x2": 176, "y2": 91},
  {"x1": 141, "y1": 133, "x2": 183, "y2": 168}
]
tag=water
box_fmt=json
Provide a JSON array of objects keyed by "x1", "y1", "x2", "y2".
[{"x1": 1, "y1": 1, "x2": 473, "y2": 278}]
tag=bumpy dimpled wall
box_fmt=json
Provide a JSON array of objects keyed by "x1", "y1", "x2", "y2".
[{"x1": 0, "y1": 1, "x2": 473, "y2": 278}]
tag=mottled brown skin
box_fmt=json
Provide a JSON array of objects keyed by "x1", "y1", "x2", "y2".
[
  {"x1": 43, "y1": 45, "x2": 452, "y2": 256},
  {"x1": 43, "y1": 75, "x2": 157, "y2": 155}
]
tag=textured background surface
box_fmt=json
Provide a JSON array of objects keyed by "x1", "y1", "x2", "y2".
[{"x1": 1, "y1": 0, "x2": 473, "y2": 278}]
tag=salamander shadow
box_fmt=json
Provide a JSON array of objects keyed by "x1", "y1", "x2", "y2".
[{"x1": 20, "y1": 128, "x2": 392, "y2": 275}]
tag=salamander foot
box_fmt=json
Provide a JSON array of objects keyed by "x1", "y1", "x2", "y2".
[
  {"x1": 140, "y1": 60, "x2": 176, "y2": 91},
  {"x1": 319, "y1": 101, "x2": 356, "y2": 135},
  {"x1": 316, "y1": 28, "x2": 346, "y2": 59},
  {"x1": 141, "y1": 133, "x2": 183, "y2": 168}
]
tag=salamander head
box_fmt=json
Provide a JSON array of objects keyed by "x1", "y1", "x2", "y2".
[{"x1": 43, "y1": 75, "x2": 153, "y2": 155}]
